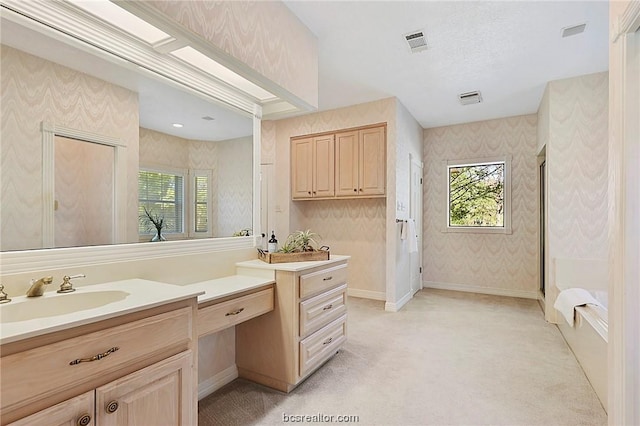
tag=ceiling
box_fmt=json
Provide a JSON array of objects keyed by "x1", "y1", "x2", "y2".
[{"x1": 284, "y1": 1, "x2": 609, "y2": 129}]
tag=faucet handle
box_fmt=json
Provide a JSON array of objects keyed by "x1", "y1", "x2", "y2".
[
  {"x1": 0, "y1": 284, "x2": 11, "y2": 304},
  {"x1": 57, "y1": 274, "x2": 85, "y2": 294}
]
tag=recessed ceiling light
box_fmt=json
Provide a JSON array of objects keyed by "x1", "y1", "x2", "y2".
[
  {"x1": 561, "y1": 23, "x2": 587, "y2": 38},
  {"x1": 172, "y1": 123, "x2": 183, "y2": 128}
]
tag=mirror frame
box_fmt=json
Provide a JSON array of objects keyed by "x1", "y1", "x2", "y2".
[{"x1": 0, "y1": 2, "x2": 262, "y2": 275}]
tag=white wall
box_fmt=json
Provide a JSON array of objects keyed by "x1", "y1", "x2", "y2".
[{"x1": 391, "y1": 101, "x2": 424, "y2": 309}]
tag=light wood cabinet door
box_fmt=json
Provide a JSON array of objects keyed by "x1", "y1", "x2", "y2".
[
  {"x1": 335, "y1": 131, "x2": 359, "y2": 197},
  {"x1": 359, "y1": 126, "x2": 386, "y2": 196},
  {"x1": 8, "y1": 391, "x2": 95, "y2": 426},
  {"x1": 95, "y1": 351, "x2": 193, "y2": 426},
  {"x1": 291, "y1": 137, "x2": 314, "y2": 199},
  {"x1": 312, "y1": 135, "x2": 335, "y2": 198}
]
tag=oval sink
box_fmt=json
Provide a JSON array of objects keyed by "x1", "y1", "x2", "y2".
[{"x1": 0, "y1": 290, "x2": 130, "y2": 323}]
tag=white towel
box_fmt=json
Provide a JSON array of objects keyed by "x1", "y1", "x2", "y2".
[
  {"x1": 400, "y1": 221, "x2": 408, "y2": 240},
  {"x1": 408, "y1": 219, "x2": 418, "y2": 253},
  {"x1": 554, "y1": 288, "x2": 602, "y2": 327}
]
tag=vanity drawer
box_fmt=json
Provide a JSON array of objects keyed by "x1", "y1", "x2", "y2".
[
  {"x1": 299, "y1": 284, "x2": 347, "y2": 338},
  {"x1": 0, "y1": 307, "x2": 192, "y2": 414},
  {"x1": 299, "y1": 315, "x2": 347, "y2": 378},
  {"x1": 198, "y1": 287, "x2": 274, "y2": 337},
  {"x1": 299, "y1": 264, "x2": 348, "y2": 300}
]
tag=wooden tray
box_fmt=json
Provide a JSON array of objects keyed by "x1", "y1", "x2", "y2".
[{"x1": 257, "y1": 247, "x2": 330, "y2": 264}]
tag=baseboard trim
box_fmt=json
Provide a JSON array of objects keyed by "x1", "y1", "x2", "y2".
[
  {"x1": 198, "y1": 365, "x2": 238, "y2": 401},
  {"x1": 385, "y1": 291, "x2": 412, "y2": 312},
  {"x1": 347, "y1": 288, "x2": 386, "y2": 301},
  {"x1": 423, "y1": 281, "x2": 538, "y2": 300}
]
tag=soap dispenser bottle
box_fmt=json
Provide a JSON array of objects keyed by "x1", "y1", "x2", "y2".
[{"x1": 268, "y1": 231, "x2": 278, "y2": 253}]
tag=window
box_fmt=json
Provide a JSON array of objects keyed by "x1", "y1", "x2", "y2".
[
  {"x1": 193, "y1": 172, "x2": 210, "y2": 234},
  {"x1": 446, "y1": 156, "x2": 511, "y2": 234},
  {"x1": 138, "y1": 169, "x2": 184, "y2": 235}
]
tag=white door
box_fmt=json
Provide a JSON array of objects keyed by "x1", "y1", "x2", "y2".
[{"x1": 409, "y1": 155, "x2": 423, "y2": 295}]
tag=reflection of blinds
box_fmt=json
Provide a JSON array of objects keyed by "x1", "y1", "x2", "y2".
[
  {"x1": 138, "y1": 170, "x2": 184, "y2": 233},
  {"x1": 194, "y1": 175, "x2": 208, "y2": 233}
]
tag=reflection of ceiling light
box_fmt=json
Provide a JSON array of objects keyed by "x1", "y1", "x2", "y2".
[
  {"x1": 67, "y1": 0, "x2": 171, "y2": 44},
  {"x1": 172, "y1": 123, "x2": 184, "y2": 128},
  {"x1": 170, "y1": 46, "x2": 276, "y2": 101}
]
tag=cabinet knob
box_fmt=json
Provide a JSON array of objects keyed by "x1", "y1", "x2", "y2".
[
  {"x1": 308, "y1": 191, "x2": 311, "y2": 195},
  {"x1": 353, "y1": 188, "x2": 357, "y2": 192},
  {"x1": 359, "y1": 188, "x2": 363, "y2": 192},
  {"x1": 106, "y1": 400, "x2": 119, "y2": 414},
  {"x1": 77, "y1": 414, "x2": 92, "y2": 426}
]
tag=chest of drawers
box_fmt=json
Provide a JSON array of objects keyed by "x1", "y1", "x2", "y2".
[{"x1": 235, "y1": 258, "x2": 349, "y2": 392}]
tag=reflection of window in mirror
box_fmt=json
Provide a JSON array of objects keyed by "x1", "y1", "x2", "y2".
[
  {"x1": 138, "y1": 169, "x2": 185, "y2": 239},
  {"x1": 55, "y1": 136, "x2": 114, "y2": 248},
  {"x1": 191, "y1": 170, "x2": 212, "y2": 238}
]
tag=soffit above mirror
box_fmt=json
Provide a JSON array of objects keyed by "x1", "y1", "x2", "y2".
[{"x1": 0, "y1": 0, "x2": 307, "y2": 120}]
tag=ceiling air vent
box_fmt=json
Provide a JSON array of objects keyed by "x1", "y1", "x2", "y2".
[
  {"x1": 201, "y1": 116, "x2": 215, "y2": 121},
  {"x1": 459, "y1": 91, "x2": 483, "y2": 105},
  {"x1": 404, "y1": 30, "x2": 428, "y2": 53},
  {"x1": 561, "y1": 23, "x2": 586, "y2": 38}
]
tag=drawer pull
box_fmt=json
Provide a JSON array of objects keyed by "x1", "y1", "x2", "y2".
[
  {"x1": 322, "y1": 276, "x2": 333, "y2": 281},
  {"x1": 323, "y1": 337, "x2": 333, "y2": 345},
  {"x1": 69, "y1": 346, "x2": 119, "y2": 365},
  {"x1": 106, "y1": 400, "x2": 119, "y2": 414},
  {"x1": 77, "y1": 414, "x2": 92, "y2": 426},
  {"x1": 225, "y1": 307, "x2": 245, "y2": 316},
  {"x1": 323, "y1": 304, "x2": 333, "y2": 311}
]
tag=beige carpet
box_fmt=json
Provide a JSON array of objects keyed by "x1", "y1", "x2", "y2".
[{"x1": 198, "y1": 289, "x2": 607, "y2": 426}]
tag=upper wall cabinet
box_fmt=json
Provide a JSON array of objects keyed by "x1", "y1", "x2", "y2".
[
  {"x1": 291, "y1": 135, "x2": 335, "y2": 199},
  {"x1": 336, "y1": 126, "x2": 386, "y2": 198},
  {"x1": 291, "y1": 124, "x2": 386, "y2": 200}
]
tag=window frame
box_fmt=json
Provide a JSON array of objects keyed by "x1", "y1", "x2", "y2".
[
  {"x1": 444, "y1": 155, "x2": 512, "y2": 234},
  {"x1": 138, "y1": 165, "x2": 187, "y2": 240}
]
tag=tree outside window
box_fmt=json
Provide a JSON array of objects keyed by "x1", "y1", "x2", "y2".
[{"x1": 446, "y1": 157, "x2": 511, "y2": 233}]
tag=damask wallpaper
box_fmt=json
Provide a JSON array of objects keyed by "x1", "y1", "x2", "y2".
[
  {"x1": 538, "y1": 72, "x2": 609, "y2": 320},
  {"x1": 266, "y1": 98, "x2": 397, "y2": 299},
  {"x1": 0, "y1": 45, "x2": 139, "y2": 251},
  {"x1": 139, "y1": 128, "x2": 253, "y2": 238},
  {"x1": 423, "y1": 114, "x2": 539, "y2": 298},
  {"x1": 145, "y1": 1, "x2": 318, "y2": 108}
]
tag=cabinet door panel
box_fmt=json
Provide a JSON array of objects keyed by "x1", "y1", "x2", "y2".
[
  {"x1": 334, "y1": 131, "x2": 359, "y2": 197},
  {"x1": 7, "y1": 391, "x2": 94, "y2": 426},
  {"x1": 96, "y1": 351, "x2": 192, "y2": 426},
  {"x1": 291, "y1": 138, "x2": 314, "y2": 199},
  {"x1": 359, "y1": 126, "x2": 386, "y2": 195},
  {"x1": 312, "y1": 135, "x2": 335, "y2": 198}
]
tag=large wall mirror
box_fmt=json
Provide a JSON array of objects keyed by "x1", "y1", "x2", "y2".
[{"x1": 1, "y1": 4, "x2": 258, "y2": 254}]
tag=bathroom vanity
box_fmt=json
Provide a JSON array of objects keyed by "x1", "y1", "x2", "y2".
[
  {"x1": 235, "y1": 256, "x2": 349, "y2": 392},
  {"x1": 0, "y1": 280, "x2": 202, "y2": 426}
]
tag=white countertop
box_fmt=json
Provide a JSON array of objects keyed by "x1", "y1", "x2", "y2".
[
  {"x1": 183, "y1": 275, "x2": 275, "y2": 304},
  {"x1": 236, "y1": 255, "x2": 350, "y2": 272},
  {"x1": 0, "y1": 279, "x2": 203, "y2": 345}
]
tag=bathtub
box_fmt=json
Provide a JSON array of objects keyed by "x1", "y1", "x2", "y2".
[
  {"x1": 555, "y1": 259, "x2": 608, "y2": 412},
  {"x1": 558, "y1": 299, "x2": 607, "y2": 411}
]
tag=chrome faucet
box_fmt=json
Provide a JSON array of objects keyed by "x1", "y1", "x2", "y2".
[{"x1": 26, "y1": 276, "x2": 53, "y2": 297}]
